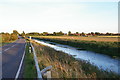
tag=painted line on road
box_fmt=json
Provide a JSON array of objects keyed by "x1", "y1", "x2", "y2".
[
  {"x1": 4, "y1": 48, "x2": 10, "y2": 52},
  {"x1": 3, "y1": 44, "x2": 17, "y2": 52},
  {"x1": 11, "y1": 44, "x2": 17, "y2": 48},
  {"x1": 15, "y1": 43, "x2": 26, "y2": 80},
  {"x1": 1, "y1": 39, "x2": 20, "y2": 52}
]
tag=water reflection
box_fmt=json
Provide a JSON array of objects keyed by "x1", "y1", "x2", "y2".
[{"x1": 33, "y1": 39, "x2": 120, "y2": 74}]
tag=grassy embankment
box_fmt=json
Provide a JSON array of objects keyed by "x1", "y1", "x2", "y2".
[
  {"x1": 23, "y1": 39, "x2": 37, "y2": 78},
  {"x1": 33, "y1": 36, "x2": 120, "y2": 58},
  {"x1": 32, "y1": 40, "x2": 120, "y2": 78}
]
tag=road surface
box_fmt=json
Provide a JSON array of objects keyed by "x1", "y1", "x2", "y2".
[{"x1": 2, "y1": 38, "x2": 26, "y2": 79}]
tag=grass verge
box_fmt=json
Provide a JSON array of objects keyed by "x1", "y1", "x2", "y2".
[
  {"x1": 23, "y1": 40, "x2": 37, "y2": 78},
  {"x1": 32, "y1": 41, "x2": 120, "y2": 78}
]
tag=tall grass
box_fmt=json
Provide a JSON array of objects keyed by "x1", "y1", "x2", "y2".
[
  {"x1": 32, "y1": 41, "x2": 119, "y2": 78},
  {"x1": 33, "y1": 37, "x2": 120, "y2": 58}
]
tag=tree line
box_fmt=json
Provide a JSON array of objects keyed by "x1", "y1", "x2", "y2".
[
  {"x1": 25, "y1": 31, "x2": 119, "y2": 36},
  {"x1": 1, "y1": 30, "x2": 119, "y2": 42}
]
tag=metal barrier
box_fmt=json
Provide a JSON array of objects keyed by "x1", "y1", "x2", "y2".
[{"x1": 30, "y1": 42, "x2": 52, "y2": 80}]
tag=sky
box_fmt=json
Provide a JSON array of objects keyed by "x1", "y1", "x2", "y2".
[{"x1": 0, "y1": 0, "x2": 119, "y2": 33}]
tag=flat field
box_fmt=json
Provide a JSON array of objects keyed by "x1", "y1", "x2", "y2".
[{"x1": 33, "y1": 36, "x2": 119, "y2": 42}]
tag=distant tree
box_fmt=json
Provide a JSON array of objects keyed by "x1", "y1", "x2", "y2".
[
  {"x1": 26, "y1": 32, "x2": 41, "y2": 36},
  {"x1": 1, "y1": 32, "x2": 4, "y2": 34},
  {"x1": 10, "y1": 33, "x2": 18, "y2": 41},
  {"x1": 58, "y1": 31, "x2": 64, "y2": 36},
  {"x1": 76, "y1": 32, "x2": 79, "y2": 34},
  {"x1": 68, "y1": 31, "x2": 71, "y2": 36},
  {"x1": 53, "y1": 32, "x2": 56, "y2": 36},
  {"x1": 106, "y1": 32, "x2": 112, "y2": 36},
  {"x1": 91, "y1": 32, "x2": 95, "y2": 36},
  {"x1": 53, "y1": 31, "x2": 64, "y2": 36},
  {"x1": 13, "y1": 30, "x2": 19, "y2": 35},
  {"x1": 21, "y1": 31, "x2": 26, "y2": 36},
  {"x1": 42, "y1": 32, "x2": 48, "y2": 36},
  {"x1": 95, "y1": 32, "x2": 100, "y2": 35},
  {"x1": 81, "y1": 32, "x2": 86, "y2": 36}
]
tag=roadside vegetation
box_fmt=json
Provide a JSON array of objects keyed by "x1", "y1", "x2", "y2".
[
  {"x1": 33, "y1": 37, "x2": 120, "y2": 58},
  {"x1": 23, "y1": 39, "x2": 37, "y2": 78},
  {"x1": 32, "y1": 40, "x2": 119, "y2": 78},
  {"x1": 0, "y1": 30, "x2": 19, "y2": 46}
]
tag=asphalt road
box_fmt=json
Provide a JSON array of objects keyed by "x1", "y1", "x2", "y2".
[{"x1": 2, "y1": 38, "x2": 26, "y2": 79}]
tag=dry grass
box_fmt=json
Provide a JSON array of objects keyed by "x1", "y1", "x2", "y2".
[
  {"x1": 33, "y1": 36, "x2": 119, "y2": 42},
  {"x1": 32, "y1": 42, "x2": 89, "y2": 78}
]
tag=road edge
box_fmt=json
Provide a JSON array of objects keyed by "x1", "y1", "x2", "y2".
[{"x1": 15, "y1": 41, "x2": 26, "y2": 80}]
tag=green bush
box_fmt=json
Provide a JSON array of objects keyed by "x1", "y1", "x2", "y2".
[{"x1": 2, "y1": 33, "x2": 18, "y2": 43}]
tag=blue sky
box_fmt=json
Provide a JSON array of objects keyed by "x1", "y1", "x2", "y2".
[{"x1": 0, "y1": 0, "x2": 119, "y2": 33}]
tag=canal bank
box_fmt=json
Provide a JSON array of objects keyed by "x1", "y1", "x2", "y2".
[
  {"x1": 31, "y1": 39, "x2": 120, "y2": 78},
  {"x1": 32, "y1": 37, "x2": 119, "y2": 58}
]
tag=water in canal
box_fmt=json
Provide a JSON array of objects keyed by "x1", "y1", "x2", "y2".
[{"x1": 33, "y1": 39, "x2": 120, "y2": 74}]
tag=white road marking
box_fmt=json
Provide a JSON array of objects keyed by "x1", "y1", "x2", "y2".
[
  {"x1": 1, "y1": 39, "x2": 19, "y2": 52},
  {"x1": 3, "y1": 44, "x2": 17, "y2": 52},
  {"x1": 4, "y1": 47, "x2": 10, "y2": 52},
  {"x1": 11, "y1": 44, "x2": 17, "y2": 48},
  {"x1": 15, "y1": 43, "x2": 26, "y2": 80}
]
